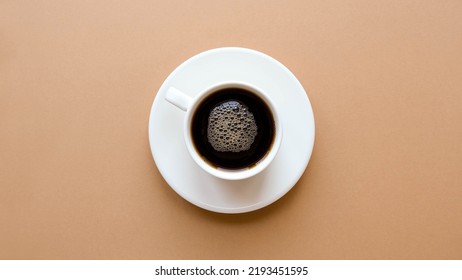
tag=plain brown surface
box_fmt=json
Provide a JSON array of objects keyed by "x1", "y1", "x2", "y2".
[{"x1": 1, "y1": 0, "x2": 462, "y2": 259}]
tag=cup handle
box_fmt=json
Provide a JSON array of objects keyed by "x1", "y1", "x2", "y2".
[{"x1": 165, "y1": 87, "x2": 192, "y2": 111}]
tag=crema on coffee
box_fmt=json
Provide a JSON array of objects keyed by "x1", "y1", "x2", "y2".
[{"x1": 191, "y1": 87, "x2": 275, "y2": 169}]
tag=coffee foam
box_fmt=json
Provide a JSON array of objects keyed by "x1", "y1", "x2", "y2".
[{"x1": 207, "y1": 100, "x2": 257, "y2": 153}]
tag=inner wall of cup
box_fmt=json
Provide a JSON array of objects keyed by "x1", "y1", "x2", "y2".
[{"x1": 186, "y1": 82, "x2": 280, "y2": 174}]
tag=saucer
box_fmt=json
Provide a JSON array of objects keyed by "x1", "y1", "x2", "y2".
[{"x1": 148, "y1": 47, "x2": 315, "y2": 213}]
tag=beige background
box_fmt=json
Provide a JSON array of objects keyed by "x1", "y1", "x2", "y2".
[{"x1": 1, "y1": 0, "x2": 462, "y2": 259}]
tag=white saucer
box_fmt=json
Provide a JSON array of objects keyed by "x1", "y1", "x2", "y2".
[{"x1": 148, "y1": 47, "x2": 315, "y2": 214}]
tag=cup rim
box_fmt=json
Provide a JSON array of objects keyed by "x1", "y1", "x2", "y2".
[{"x1": 183, "y1": 81, "x2": 282, "y2": 180}]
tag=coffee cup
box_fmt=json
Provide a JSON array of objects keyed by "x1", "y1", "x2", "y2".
[{"x1": 165, "y1": 81, "x2": 282, "y2": 180}]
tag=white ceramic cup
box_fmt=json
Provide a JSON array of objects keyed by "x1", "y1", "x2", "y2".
[{"x1": 165, "y1": 81, "x2": 282, "y2": 180}]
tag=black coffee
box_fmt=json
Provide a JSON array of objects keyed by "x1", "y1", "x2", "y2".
[{"x1": 191, "y1": 87, "x2": 275, "y2": 169}]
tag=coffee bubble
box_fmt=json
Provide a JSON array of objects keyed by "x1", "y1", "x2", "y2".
[{"x1": 207, "y1": 100, "x2": 257, "y2": 152}]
